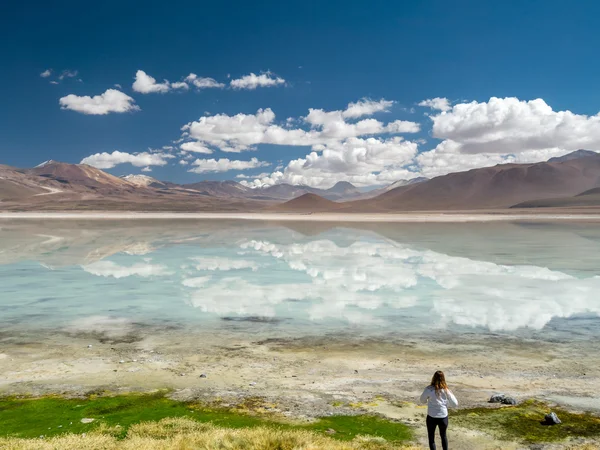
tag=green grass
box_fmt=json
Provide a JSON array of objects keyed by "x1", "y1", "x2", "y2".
[
  {"x1": 0, "y1": 392, "x2": 412, "y2": 443},
  {"x1": 454, "y1": 399, "x2": 600, "y2": 443}
]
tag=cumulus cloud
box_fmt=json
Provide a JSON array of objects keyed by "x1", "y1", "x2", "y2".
[
  {"x1": 179, "y1": 100, "x2": 421, "y2": 187},
  {"x1": 241, "y1": 137, "x2": 418, "y2": 188},
  {"x1": 411, "y1": 96, "x2": 600, "y2": 177},
  {"x1": 342, "y1": 99, "x2": 395, "y2": 118},
  {"x1": 230, "y1": 72, "x2": 286, "y2": 90},
  {"x1": 180, "y1": 141, "x2": 213, "y2": 154},
  {"x1": 181, "y1": 103, "x2": 419, "y2": 153},
  {"x1": 81, "y1": 151, "x2": 170, "y2": 169},
  {"x1": 40, "y1": 69, "x2": 52, "y2": 78},
  {"x1": 59, "y1": 89, "x2": 139, "y2": 115},
  {"x1": 188, "y1": 157, "x2": 269, "y2": 174},
  {"x1": 418, "y1": 97, "x2": 451, "y2": 112},
  {"x1": 185, "y1": 73, "x2": 225, "y2": 89},
  {"x1": 170, "y1": 81, "x2": 189, "y2": 90},
  {"x1": 132, "y1": 70, "x2": 172, "y2": 94},
  {"x1": 141, "y1": 166, "x2": 152, "y2": 172},
  {"x1": 235, "y1": 172, "x2": 270, "y2": 179},
  {"x1": 430, "y1": 97, "x2": 600, "y2": 154}
]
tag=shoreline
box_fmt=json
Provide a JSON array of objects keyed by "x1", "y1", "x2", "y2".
[{"x1": 3, "y1": 211, "x2": 600, "y2": 222}]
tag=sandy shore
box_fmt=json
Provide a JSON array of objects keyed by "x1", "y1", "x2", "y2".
[
  {"x1": 3, "y1": 211, "x2": 600, "y2": 222},
  {"x1": 1, "y1": 327, "x2": 599, "y2": 448}
]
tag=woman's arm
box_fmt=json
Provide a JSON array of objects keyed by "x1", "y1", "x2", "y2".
[
  {"x1": 446, "y1": 389, "x2": 458, "y2": 407},
  {"x1": 419, "y1": 386, "x2": 430, "y2": 404}
]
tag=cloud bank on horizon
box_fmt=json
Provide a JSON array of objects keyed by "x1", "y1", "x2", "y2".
[{"x1": 45, "y1": 69, "x2": 600, "y2": 188}]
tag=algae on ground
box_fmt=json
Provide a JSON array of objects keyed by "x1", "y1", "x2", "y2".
[
  {"x1": 0, "y1": 392, "x2": 412, "y2": 443},
  {"x1": 453, "y1": 399, "x2": 600, "y2": 443}
]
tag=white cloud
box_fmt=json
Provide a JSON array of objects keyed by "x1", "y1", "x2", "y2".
[
  {"x1": 342, "y1": 99, "x2": 394, "y2": 118},
  {"x1": 241, "y1": 137, "x2": 418, "y2": 189},
  {"x1": 430, "y1": 97, "x2": 600, "y2": 154},
  {"x1": 235, "y1": 172, "x2": 270, "y2": 179},
  {"x1": 385, "y1": 120, "x2": 421, "y2": 133},
  {"x1": 230, "y1": 72, "x2": 285, "y2": 90},
  {"x1": 181, "y1": 103, "x2": 419, "y2": 153},
  {"x1": 418, "y1": 97, "x2": 451, "y2": 112},
  {"x1": 170, "y1": 81, "x2": 189, "y2": 90},
  {"x1": 178, "y1": 160, "x2": 189, "y2": 166},
  {"x1": 82, "y1": 260, "x2": 172, "y2": 278},
  {"x1": 59, "y1": 69, "x2": 78, "y2": 80},
  {"x1": 50, "y1": 81, "x2": 59, "y2": 85},
  {"x1": 40, "y1": 69, "x2": 52, "y2": 78},
  {"x1": 185, "y1": 73, "x2": 225, "y2": 89},
  {"x1": 412, "y1": 97, "x2": 600, "y2": 177},
  {"x1": 188, "y1": 157, "x2": 269, "y2": 174},
  {"x1": 59, "y1": 89, "x2": 139, "y2": 115},
  {"x1": 141, "y1": 166, "x2": 152, "y2": 172},
  {"x1": 132, "y1": 70, "x2": 172, "y2": 94},
  {"x1": 81, "y1": 150, "x2": 170, "y2": 169},
  {"x1": 180, "y1": 141, "x2": 213, "y2": 154}
]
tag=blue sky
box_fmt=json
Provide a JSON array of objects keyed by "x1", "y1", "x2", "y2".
[{"x1": 2, "y1": 0, "x2": 600, "y2": 187}]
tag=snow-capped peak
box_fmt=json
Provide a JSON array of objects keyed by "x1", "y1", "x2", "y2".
[
  {"x1": 34, "y1": 160, "x2": 56, "y2": 168},
  {"x1": 121, "y1": 174, "x2": 163, "y2": 187}
]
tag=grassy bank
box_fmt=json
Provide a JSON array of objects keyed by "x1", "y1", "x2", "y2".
[
  {"x1": 0, "y1": 392, "x2": 413, "y2": 449},
  {"x1": 453, "y1": 399, "x2": 600, "y2": 444}
]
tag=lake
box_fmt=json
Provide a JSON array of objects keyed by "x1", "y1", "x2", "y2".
[{"x1": 2, "y1": 218, "x2": 600, "y2": 342}]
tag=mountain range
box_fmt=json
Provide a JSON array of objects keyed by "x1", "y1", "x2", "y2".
[{"x1": 1, "y1": 150, "x2": 600, "y2": 212}]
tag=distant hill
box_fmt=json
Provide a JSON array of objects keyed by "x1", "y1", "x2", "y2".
[
  {"x1": 256, "y1": 181, "x2": 362, "y2": 201},
  {"x1": 269, "y1": 193, "x2": 344, "y2": 212},
  {"x1": 5, "y1": 149, "x2": 600, "y2": 212},
  {"x1": 548, "y1": 149, "x2": 599, "y2": 162},
  {"x1": 29, "y1": 161, "x2": 135, "y2": 193},
  {"x1": 512, "y1": 187, "x2": 600, "y2": 208},
  {"x1": 357, "y1": 177, "x2": 429, "y2": 200},
  {"x1": 342, "y1": 150, "x2": 600, "y2": 211},
  {"x1": 0, "y1": 161, "x2": 271, "y2": 211},
  {"x1": 183, "y1": 180, "x2": 251, "y2": 198}
]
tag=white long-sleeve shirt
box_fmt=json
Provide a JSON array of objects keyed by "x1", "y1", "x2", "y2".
[{"x1": 420, "y1": 385, "x2": 458, "y2": 418}]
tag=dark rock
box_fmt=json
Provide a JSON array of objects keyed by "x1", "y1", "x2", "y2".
[
  {"x1": 502, "y1": 396, "x2": 517, "y2": 405},
  {"x1": 489, "y1": 394, "x2": 517, "y2": 405},
  {"x1": 544, "y1": 412, "x2": 561, "y2": 425},
  {"x1": 199, "y1": 373, "x2": 207, "y2": 378},
  {"x1": 489, "y1": 394, "x2": 506, "y2": 403}
]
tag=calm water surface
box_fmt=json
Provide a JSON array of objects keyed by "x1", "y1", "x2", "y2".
[{"x1": 1, "y1": 219, "x2": 600, "y2": 342}]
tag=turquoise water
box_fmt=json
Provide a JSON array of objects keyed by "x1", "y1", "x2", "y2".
[{"x1": 1, "y1": 219, "x2": 600, "y2": 340}]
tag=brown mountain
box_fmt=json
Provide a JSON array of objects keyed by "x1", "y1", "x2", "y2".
[
  {"x1": 28, "y1": 161, "x2": 137, "y2": 194},
  {"x1": 343, "y1": 152, "x2": 600, "y2": 211},
  {"x1": 512, "y1": 187, "x2": 600, "y2": 208},
  {"x1": 269, "y1": 193, "x2": 344, "y2": 212},
  {"x1": 184, "y1": 180, "x2": 252, "y2": 198},
  {"x1": 0, "y1": 164, "x2": 52, "y2": 200},
  {"x1": 0, "y1": 161, "x2": 271, "y2": 211}
]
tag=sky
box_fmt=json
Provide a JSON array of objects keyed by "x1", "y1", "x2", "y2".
[{"x1": 2, "y1": 0, "x2": 600, "y2": 188}]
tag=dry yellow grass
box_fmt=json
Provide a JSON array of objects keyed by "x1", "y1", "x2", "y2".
[{"x1": 0, "y1": 417, "x2": 421, "y2": 450}]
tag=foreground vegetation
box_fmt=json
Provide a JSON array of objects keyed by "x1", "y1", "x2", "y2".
[
  {"x1": 0, "y1": 417, "x2": 421, "y2": 450},
  {"x1": 453, "y1": 399, "x2": 600, "y2": 444},
  {"x1": 2, "y1": 393, "x2": 600, "y2": 448},
  {"x1": 0, "y1": 392, "x2": 413, "y2": 449}
]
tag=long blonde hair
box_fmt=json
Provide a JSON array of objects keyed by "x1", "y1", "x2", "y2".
[{"x1": 431, "y1": 370, "x2": 448, "y2": 395}]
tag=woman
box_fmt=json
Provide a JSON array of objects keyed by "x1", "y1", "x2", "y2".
[{"x1": 419, "y1": 370, "x2": 458, "y2": 450}]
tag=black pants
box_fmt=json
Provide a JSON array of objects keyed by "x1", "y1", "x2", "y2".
[{"x1": 426, "y1": 415, "x2": 448, "y2": 450}]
